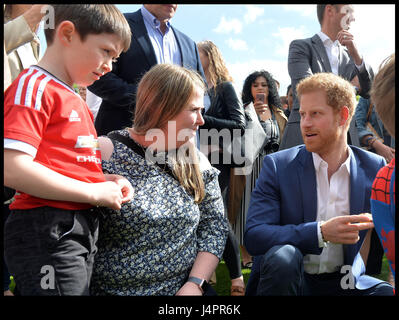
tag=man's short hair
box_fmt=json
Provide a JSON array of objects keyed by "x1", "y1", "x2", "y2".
[
  {"x1": 296, "y1": 73, "x2": 357, "y2": 129},
  {"x1": 44, "y1": 5, "x2": 131, "y2": 52},
  {"x1": 370, "y1": 53, "x2": 395, "y2": 137},
  {"x1": 317, "y1": 4, "x2": 340, "y2": 25}
]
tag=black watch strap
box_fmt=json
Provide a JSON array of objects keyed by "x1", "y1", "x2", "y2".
[{"x1": 187, "y1": 276, "x2": 208, "y2": 294}]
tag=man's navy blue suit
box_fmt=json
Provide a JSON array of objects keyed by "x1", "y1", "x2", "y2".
[
  {"x1": 244, "y1": 145, "x2": 386, "y2": 295},
  {"x1": 88, "y1": 9, "x2": 205, "y2": 136}
]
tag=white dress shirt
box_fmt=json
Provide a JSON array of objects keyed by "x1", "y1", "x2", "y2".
[
  {"x1": 141, "y1": 6, "x2": 182, "y2": 66},
  {"x1": 303, "y1": 148, "x2": 352, "y2": 274},
  {"x1": 317, "y1": 31, "x2": 364, "y2": 75}
]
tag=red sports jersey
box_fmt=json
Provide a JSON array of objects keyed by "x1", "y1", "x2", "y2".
[{"x1": 4, "y1": 66, "x2": 106, "y2": 210}]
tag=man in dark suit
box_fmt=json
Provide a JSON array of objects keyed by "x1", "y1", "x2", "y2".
[
  {"x1": 88, "y1": 5, "x2": 206, "y2": 136},
  {"x1": 244, "y1": 73, "x2": 393, "y2": 296},
  {"x1": 280, "y1": 4, "x2": 374, "y2": 150}
]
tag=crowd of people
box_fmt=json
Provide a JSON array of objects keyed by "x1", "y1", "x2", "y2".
[{"x1": 3, "y1": 4, "x2": 395, "y2": 296}]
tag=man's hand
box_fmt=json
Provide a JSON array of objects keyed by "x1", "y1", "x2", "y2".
[
  {"x1": 320, "y1": 214, "x2": 374, "y2": 244},
  {"x1": 22, "y1": 5, "x2": 48, "y2": 32},
  {"x1": 337, "y1": 30, "x2": 363, "y2": 66},
  {"x1": 373, "y1": 140, "x2": 395, "y2": 163}
]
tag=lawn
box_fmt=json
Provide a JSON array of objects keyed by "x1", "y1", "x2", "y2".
[{"x1": 7, "y1": 255, "x2": 391, "y2": 296}]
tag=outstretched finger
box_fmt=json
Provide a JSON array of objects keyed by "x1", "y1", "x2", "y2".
[{"x1": 344, "y1": 214, "x2": 373, "y2": 223}]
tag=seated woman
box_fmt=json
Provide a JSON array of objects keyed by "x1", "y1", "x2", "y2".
[{"x1": 90, "y1": 64, "x2": 229, "y2": 296}]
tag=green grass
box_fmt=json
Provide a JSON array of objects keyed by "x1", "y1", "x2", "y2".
[{"x1": 7, "y1": 256, "x2": 391, "y2": 296}]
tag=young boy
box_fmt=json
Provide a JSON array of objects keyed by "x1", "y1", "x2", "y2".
[{"x1": 4, "y1": 5, "x2": 133, "y2": 295}]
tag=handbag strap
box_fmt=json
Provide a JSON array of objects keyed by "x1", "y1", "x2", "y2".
[
  {"x1": 366, "y1": 101, "x2": 374, "y2": 122},
  {"x1": 107, "y1": 132, "x2": 176, "y2": 180}
]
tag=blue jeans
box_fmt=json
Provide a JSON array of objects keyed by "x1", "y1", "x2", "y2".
[
  {"x1": 4, "y1": 206, "x2": 99, "y2": 295},
  {"x1": 248, "y1": 245, "x2": 394, "y2": 296}
]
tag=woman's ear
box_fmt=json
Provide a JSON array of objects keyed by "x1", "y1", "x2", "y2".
[{"x1": 56, "y1": 20, "x2": 76, "y2": 47}]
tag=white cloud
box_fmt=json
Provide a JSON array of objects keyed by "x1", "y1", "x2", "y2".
[
  {"x1": 272, "y1": 25, "x2": 309, "y2": 57},
  {"x1": 281, "y1": 4, "x2": 317, "y2": 17},
  {"x1": 244, "y1": 5, "x2": 265, "y2": 24},
  {"x1": 213, "y1": 16, "x2": 242, "y2": 34},
  {"x1": 226, "y1": 38, "x2": 248, "y2": 51},
  {"x1": 349, "y1": 5, "x2": 395, "y2": 73}
]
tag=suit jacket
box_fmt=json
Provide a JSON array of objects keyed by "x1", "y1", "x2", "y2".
[
  {"x1": 88, "y1": 9, "x2": 206, "y2": 136},
  {"x1": 4, "y1": 14, "x2": 40, "y2": 82},
  {"x1": 201, "y1": 81, "x2": 245, "y2": 132},
  {"x1": 244, "y1": 144, "x2": 385, "y2": 295},
  {"x1": 279, "y1": 34, "x2": 374, "y2": 150}
]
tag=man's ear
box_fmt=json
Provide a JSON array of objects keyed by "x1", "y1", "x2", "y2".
[
  {"x1": 56, "y1": 20, "x2": 76, "y2": 46},
  {"x1": 339, "y1": 105, "x2": 350, "y2": 127}
]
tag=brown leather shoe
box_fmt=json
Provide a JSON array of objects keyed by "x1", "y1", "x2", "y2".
[{"x1": 230, "y1": 285, "x2": 245, "y2": 296}]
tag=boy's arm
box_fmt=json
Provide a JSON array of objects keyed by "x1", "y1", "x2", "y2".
[{"x1": 4, "y1": 148, "x2": 131, "y2": 210}]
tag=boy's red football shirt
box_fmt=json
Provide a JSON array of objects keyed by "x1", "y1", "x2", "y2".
[{"x1": 4, "y1": 66, "x2": 106, "y2": 210}]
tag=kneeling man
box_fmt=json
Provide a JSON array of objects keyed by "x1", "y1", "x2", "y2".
[{"x1": 244, "y1": 73, "x2": 394, "y2": 296}]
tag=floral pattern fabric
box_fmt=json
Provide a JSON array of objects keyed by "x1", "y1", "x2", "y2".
[{"x1": 90, "y1": 129, "x2": 228, "y2": 296}]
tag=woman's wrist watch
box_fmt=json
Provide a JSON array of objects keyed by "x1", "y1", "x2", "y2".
[{"x1": 187, "y1": 276, "x2": 208, "y2": 294}]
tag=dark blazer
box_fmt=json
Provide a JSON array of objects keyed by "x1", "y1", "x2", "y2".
[
  {"x1": 88, "y1": 9, "x2": 206, "y2": 136},
  {"x1": 279, "y1": 34, "x2": 374, "y2": 150},
  {"x1": 244, "y1": 144, "x2": 385, "y2": 295},
  {"x1": 201, "y1": 82, "x2": 246, "y2": 132}
]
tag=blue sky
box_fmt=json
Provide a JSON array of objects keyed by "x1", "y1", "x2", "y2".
[
  {"x1": 115, "y1": 4, "x2": 395, "y2": 97},
  {"x1": 38, "y1": 4, "x2": 395, "y2": 97}
]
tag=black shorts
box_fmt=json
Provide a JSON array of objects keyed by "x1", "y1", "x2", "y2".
[{"x1": 4, "y1": 206, "x2": 99, "y2": 296}]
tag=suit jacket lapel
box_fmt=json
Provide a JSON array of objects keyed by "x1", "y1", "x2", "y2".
[
  {"x1": 171, "y1": 26, "x2": 184, "y2": 66},
  {"x1": 297, "y1": 148, "x2": 318, "y2": 223},
  {"x1": 130, "y1": 10, "x2": 157, "y2": 67},
  {"x1": 311, "y1": 34, "x2": 332, "y2": 73},
  {"x1": 31, "y1": 40, "x2": 40, "y2": 61},
  {"x1": 344, "y1": 148, "x2": 367, "y2": 264},
  {"x1": 349, "y1": 148, "x2": 366, "y2": 215},
  {"x1": 337, "y1": 44, "x2": 347, "y2": 76}
]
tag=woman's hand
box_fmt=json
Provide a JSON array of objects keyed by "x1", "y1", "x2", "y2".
[
  {"x1": 175, "y1": 281, "x2": 203, "y2": 296},
  {"x1": 253, "y1": 100, "x2": 272, "y2": 121}
]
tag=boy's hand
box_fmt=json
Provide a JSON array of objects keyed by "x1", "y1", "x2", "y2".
[
  {"x1": 88, "y1": 181, "x2": 125, "y2": 210},
  {"x1": 104, "y1": 174, "x2": 134, "y2": 203}
]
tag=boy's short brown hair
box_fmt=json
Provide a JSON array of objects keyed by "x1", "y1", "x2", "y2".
[
  {"x1": 296, "y1": 73, "x2": 357, "y2": 130},
  {"x1": 44, "y1": 5, "x2": 131, "y2": 52},
  {"x1": 370, "y1": 53, "x2": 395, "y2": 138}
]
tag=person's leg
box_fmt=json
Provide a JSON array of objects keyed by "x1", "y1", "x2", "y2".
[
  {"x1": 256, "y1": 244, "x2": 304, "y2": 295},
  {"x1": 4, "y1": 207, "x2": 99, "y2": 296},
  {"x1": 222, "y1": 227, "x2": 245, "y2": 295},
  {"x1": 303, "y1": 272, "x2": 395, "y2": 296},
  {"x1": 357, "y1": 282, "x2": 394, "y2": 296},
  {"x1": 240, "y1": 245, "x2": 253, "y2": 268},
  {"x1": 222, "y1": 227, "x2": 242, "y2": 280},
  {"x1": 3, "y1": 204, "x2": 13, "y2": 296},
  {"x1": 51, "y1": 210, "x2": 99, "y2": 295},
  {"x1": 214, "y1": 163, "x2": 244, "y2": 294}
]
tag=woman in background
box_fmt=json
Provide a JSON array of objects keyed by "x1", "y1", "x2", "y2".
[
  {"x1": 230, "y1": 70, "x2": 287, "y2": 270},
  {"x1": 197, "y1": 40, "x2": 246, "y2": 296}
]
